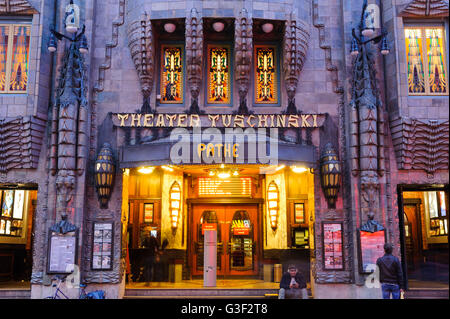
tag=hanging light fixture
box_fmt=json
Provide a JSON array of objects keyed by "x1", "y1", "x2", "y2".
[
  {"x1": 164, "y1": 22, "x2": 176, "y2": 33},
  {"x1": 350, "y1": 37, "x2": 359, "y2": 56},
  {"x1": 380, "y1": 34, "x2": 390, "y2": 55},
  {"x1": 79, "y1": 34, "x2": 89, "y2": 54},
  {"x1": 261, "y1": 22, "x2": 274, "y2": 33},
  {"x1": 320, "y1": 143, "x2": 342, "y2": 209},
  {"x1": 267, "y1": 181, "x2": 280, "y2": 231},
  {"x1": 212, "y1": 21, "x2": 225, "y2": 32},
  {"x1": 169, "y1": 182, "x2": 182, "y2": 231},
  {"x1": 94, "y1": 143, "x2": 116, "y2": 209},
  {"x1": 48, "y1": 32, "x2": 58, "y2": 52}
]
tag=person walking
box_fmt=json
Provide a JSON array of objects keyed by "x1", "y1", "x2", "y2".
[
  {"x1": 278, "y1": 264, "x2": 308, "y2": 299},
  {"x1": 376, "y1": 243, "x2": 405, "y2": 299}
]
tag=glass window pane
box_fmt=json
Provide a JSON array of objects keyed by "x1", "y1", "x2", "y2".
[
  {"x1": 427, "y1": 192, "x2": 439, "y2": 218},
  {"x1": 160, "y1": 45, "x2": 183, "y2": 104},
  {"x1": 9, "y1": 25, "x2": 30, "y2": 92},
  {"x1": 255, "y1": 46, "x2": 278, "y2": 104},
  {"x1": 426, "y1": 28, "x2": 447, "y2": 94},
  {"x1": 207, "y1": 46, "x2": 231, "y2": 104},
  {"x1": 405, "y1": 28, "x2": 425, "y2": 93},
  {"x1": 439, "y1": 191, "x2": 447, "y2": 217},
  {"x1": 0, "y1": 25, "x2": 9, "y2": 91}
]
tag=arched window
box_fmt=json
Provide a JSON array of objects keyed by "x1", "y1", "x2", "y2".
[
  {"x1": 267, "y1": 181, "x2": 279, "y2": 231},
  {"x1": 169, "y1": 182, "x2": 181, "y2": 230}
]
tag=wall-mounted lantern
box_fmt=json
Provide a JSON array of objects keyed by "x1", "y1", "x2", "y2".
[
  {"x1": 267, "y1": 181, "x2": 280, "y2": 231},
  {"x1": 212, "y1": 21, "x2": 225, "y2": 32},
  {"x1": 64, "y1": 0, "x2": 81, "y2": 34},
  {"x1": 261, "y1": 22, "x2": 274, "y2": 33},
  {"x1": 170, "y1": 182, "x2": 182, "y2": 232},
  {"x1": 94, "y1": 143, "x2": 115, "y2": 209},
  {"x1": 320, "y1": 143, "x2": 341, "y2": 209}
]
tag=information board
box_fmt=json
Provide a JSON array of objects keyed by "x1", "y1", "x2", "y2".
[
  {"x1": 92, "y1": 222, "x2": 113, "y2": 270},
  {"x1": 358, "y1": 229, "x2": 385, "y2": 273},
  {"x1": 48, "y1": 233, "x2": 77, "y2": 273}
]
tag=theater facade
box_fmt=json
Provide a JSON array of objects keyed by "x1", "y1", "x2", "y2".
[{"x1": 0, "y1": 0, "x2": 448, "y2": 299}]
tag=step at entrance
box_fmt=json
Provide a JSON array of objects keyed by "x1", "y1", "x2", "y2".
[
  {"x1": 405, "y1": 288, "x2": 449, "y2": 299},
  {"x1": 124, "y1": 288, "x2": 279, "y2": 299}
]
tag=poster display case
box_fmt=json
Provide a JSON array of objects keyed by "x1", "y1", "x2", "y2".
[
  {"x1": 322, "y1": 222, "x2": 344, "y2": 270},
  {"x1": 92, "y1": 222, "x2": 114, "y2": 271},
  {"x1": 47, "y1": 230, "x2": 78, "y2": 274},
  {"x1": 357, "y1": 229, "x2": 386, "y2": 274}
]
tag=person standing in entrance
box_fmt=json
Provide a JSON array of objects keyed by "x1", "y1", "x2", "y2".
[
  {"x1": 142, "y1": 231, "x2": 159, "y2": 286},
  {"x1": 376, "y1": 243, "x2": 405, "y2": 299},
  {"x1": 278, "y1": 264, "x2": 308, "y2": 299}
]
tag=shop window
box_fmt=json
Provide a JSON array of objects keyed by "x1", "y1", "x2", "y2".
[
  {"x1": 405, "y1": 26, "x2": 448, "y2": 95},
  {"x1": 426, "y1": 191, "x2": 448, "y2": 237},
  {"x1": 160, "y1": 44, "x2": 184, "y2": 104},
  {"x1": 0, "y1": 190, "x2": 26, "y2": 237},
  {"x1": 206, "y1": 44, "x2": 232, "y2": 105},
  {"x1": 0, "y1": 23, "x2": 31, "y2": 93},
  {"x1": 254, "y1": 45, "x2": 279, "y2": 105}
]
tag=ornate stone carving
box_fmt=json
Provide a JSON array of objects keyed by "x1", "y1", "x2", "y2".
[
  {"x1": 390, "y1": 117, "x2": 449, "y2": 176},
  {"x1": 50, "y1": 37, "x2": 88, "y2": 220},
  {"x1": 234, "y1": 8, "x2": 253, "y2": 115},
  {"x1": 186, "y1": 8, "x2": 203, "y2": 114},
  {"x1": 399, "y1": 0, "x2": 449, "y2": 17},
  {"x1": 127, "y1": 11, "x2": 154, "y2": 111},
  {"x1": 0, "y1": 0, "x2": 37, "y2": 14},
  {"x1": 283, "y1": 11, "x2": 310, "y2": 114},
  {"x1": 0, "y1": 116, "x2": 46, "y2": 173}
]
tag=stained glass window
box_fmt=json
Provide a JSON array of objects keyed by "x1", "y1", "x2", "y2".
[
  {"x1": 207, "y1": 45, "x2": 231, "y2": 105},
  {"x1": 0, "y1": 23, "x2": 31, "y2": 94},
  {"x1": 160, "y1": 45, "x2": 183, "y2": 104},
  {"x1": 255, "y1": 46, "x2": 278, "y2": 104},
  {"x1": 405, "y1": 26, "x2": 448, "y2": 95}
]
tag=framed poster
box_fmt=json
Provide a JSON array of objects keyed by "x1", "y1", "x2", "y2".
[
  {"x1": 294, "y1": 203, "x2": 305, "y2": 224},
  {"x1": 47, "y1": 231, "x2": 78, "y2": 274},
  {"x1": 144, "y1": 203, "x2": 154, "y2": 224},
  {"x1": 91, "y1": 222, "x2": 114, "y2": 271},
  {"x1": 12, "y1": 190, "x2": 25, "y2": 220},
  {"x1": 358, "y1": 229, "x2": 386, "y2": 274},
  {"x1": 1, "y1": 190, "x2": 14, "y2": 218},
  {"x1": 322, "y1": 222, "x2": 344, "y2": 270}
]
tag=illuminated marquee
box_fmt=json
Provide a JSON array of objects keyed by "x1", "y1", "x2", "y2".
[{"x1": 198, "y1": 177, "x2": 252, "y2": 197}]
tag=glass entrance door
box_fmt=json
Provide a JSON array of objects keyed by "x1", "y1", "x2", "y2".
[{"x1": 192, "y1": 204, "x2": 259, "y2": 276}]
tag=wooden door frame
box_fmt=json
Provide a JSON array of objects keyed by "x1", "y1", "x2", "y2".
[
  {"x1": 403, "y1": 198, "x2": 423, "y2": 259},
  {"x1": 397, "y1": 184, "x2": 449, "y2": 290},
  {"x1": 187, "y1": 198, "x2": 264, "y2": 278}
]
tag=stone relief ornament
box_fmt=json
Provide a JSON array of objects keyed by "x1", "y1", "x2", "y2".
[
  {"x1": 234, "y1": 8, "x2": 253, "y2": 115},
  {"x1": 127, "y1": 11, "x2": 154, "y2": 112},
  {"x1": 0, "y1": 0, "x2": 37, "y2": 14},
  {"x1": 185, "y1": 8, "x2": 204, "y2": 114},
  {"x1": 283, "y1": 11, "x2": 310, "y2": 114},
  {"x1": 399, "y1": 0, "x2": 449, "y2": 17}
]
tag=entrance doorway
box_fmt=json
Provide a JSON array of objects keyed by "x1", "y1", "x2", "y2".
[
  {"x1": 191, "y1": 204, "x2": 259, "y2": 277},
  {"x1": 399, "y1": 187, "x2": 449, "y2": 288}
]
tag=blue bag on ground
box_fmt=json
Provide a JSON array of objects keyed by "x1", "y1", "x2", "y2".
[{"x1": 86, "y1": 290, "x2": 106, "y2": 299}]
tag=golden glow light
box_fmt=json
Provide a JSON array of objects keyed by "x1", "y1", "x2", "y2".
[
  {"x1": 170, "y1": 182, "x2": 181, "y2": 231},
  {"x1": 161, "y1": 165, "x2": 174, "y2": 172},
  {"x1": 138, "y1": 166, "x2": 155, "y2": 174},
  {"x1": 217, "y1": 171, "x2": 231, "y2": 179},
  {"x1": 267, "y1": 181, "x2": 279, "y2": 231},
  {"x1": 291, "y1": 166, "x2": 308, "y2": 173}
]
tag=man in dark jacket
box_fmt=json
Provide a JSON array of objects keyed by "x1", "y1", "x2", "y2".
[
  {"x1": 376, "y1": 243, "x2": 405, "y2": 299},
  {"x1": 279, "y1": 264, "x2": 308, "y2": 299},
  {"x1": 142, "y1": 232, "x2": 159, "y2": 286}
]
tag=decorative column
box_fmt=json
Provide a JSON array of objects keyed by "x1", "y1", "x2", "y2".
[
  {"x1": 283, "y1": 11, "x2": 310, "y2": 114},
  {"x1": 234, "y1": 8, "x2": 253, "y2": 115},
  {"x1": 185, "y1": 8, "x2": 203, "y2": 114}
]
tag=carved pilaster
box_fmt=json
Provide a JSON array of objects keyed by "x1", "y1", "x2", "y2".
[
  {"x1": 235, "y1": 8, "x2": 253, "y2": 115},
  {"x1": 186, "y1": 8, "x2": 203, "y2": 114},
  {"x1": 283, "y1": 11, "x2": 310, "y2": 114},
  {"x1": 127, "y1": 11, "x2": 154, "y2": 111}
]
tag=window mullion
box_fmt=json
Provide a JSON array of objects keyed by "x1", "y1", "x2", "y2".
[
  {"x1": 421, "y1": 27, "x2": 430, "y2": 95},
  {"x1": 4, "y1": 24, "x2": 15, "y2": 94}
]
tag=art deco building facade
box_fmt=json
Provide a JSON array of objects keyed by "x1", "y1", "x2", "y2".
[{"x1": 0, "y1": 0, "x2": 448, "y2": 299}]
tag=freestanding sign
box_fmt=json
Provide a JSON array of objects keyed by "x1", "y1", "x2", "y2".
[{"x1": 203, "y1": 229, "x2": 217, "y2": 287}]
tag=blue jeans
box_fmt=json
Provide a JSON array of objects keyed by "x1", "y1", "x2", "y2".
[{"x1": 381, "y1": 283, "x2": 400, "y2": 299}]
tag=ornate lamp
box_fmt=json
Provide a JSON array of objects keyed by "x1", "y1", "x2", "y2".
[
  {"x1": 48, "y1": 32, "x2": 58, "y2": 52},
  {"x1": 64, "y1": 0, "x2": 81, "y2": 34},
  {"x1": 94, "y1": 143, "x2": 115, "y2": 209},
  {"x1": 170, "y1": 182, "x2": 182, "y2": 232},
  {"x1": 262, "y1": 23, "x2": 274, "y2": 33},
  {"x1": 380, "y1": 34, "x2": 390, "y2": 55},
  {"x1": 350, "y1": 37, "x2": 359, "y2": 56},
  {"x1": 164, "y1": 22, "x2": 176, "y2": 33},
  {"x1": 320, "y1": 143, "x2": 341, "y2": 209},
  {"x1": 79, "y1": 34, "x2": 89, "y2": 54},
  {"x1": 267, "y1": 181, "x2": 280, "y2": 231}
]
